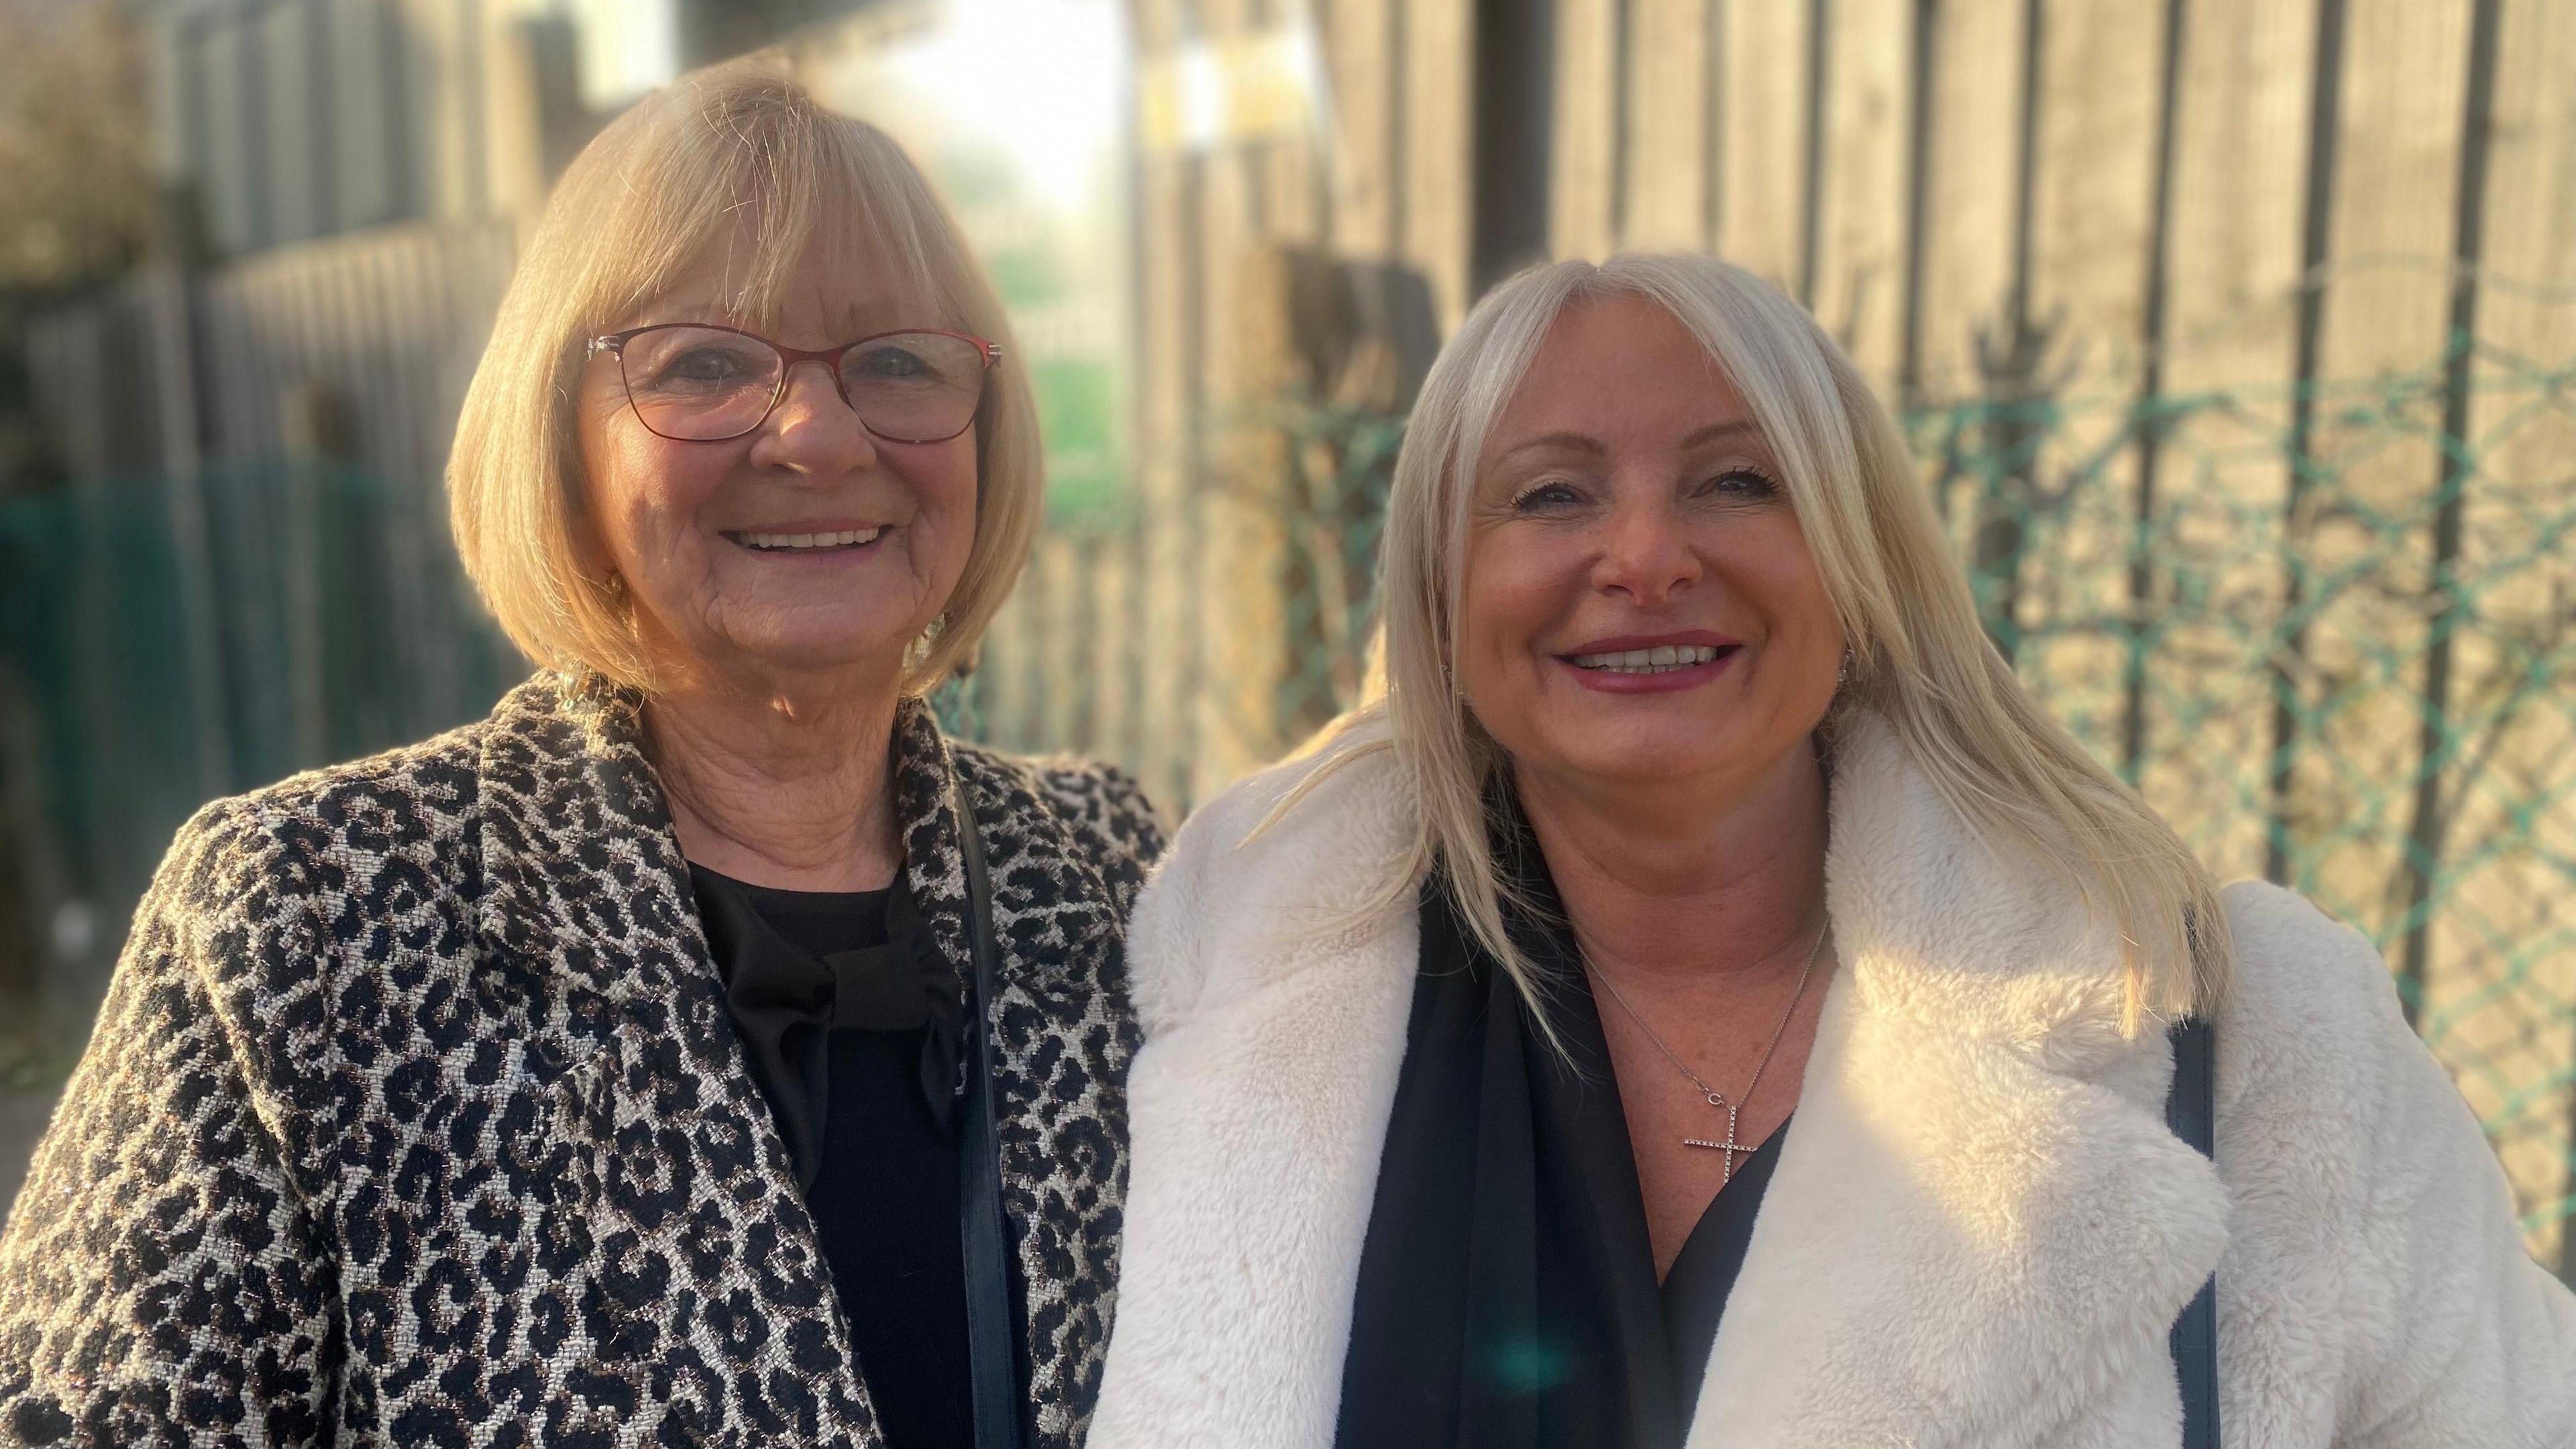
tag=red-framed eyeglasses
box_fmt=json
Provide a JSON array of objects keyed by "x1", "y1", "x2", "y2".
[{"x1": 588, "y1": 323, "x2": 1001, "y2": 443}]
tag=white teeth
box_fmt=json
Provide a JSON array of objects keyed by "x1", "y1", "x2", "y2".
[
  {"x1": 739, "y1": 527, "x2": 883, "y2": 551},
  {"x1": 1570, "y1": 643, "x2": 1725, "y2": 673}
]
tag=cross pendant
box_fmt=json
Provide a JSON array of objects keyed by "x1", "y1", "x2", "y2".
[{"x1": 1681, "y1": 1092, "x2": 1750, "y2": 1183}]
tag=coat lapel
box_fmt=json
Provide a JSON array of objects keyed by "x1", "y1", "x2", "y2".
[
  {"x1": 1089, "y1": 733, "x2": 1425, "y2": 1449},
  {"x1": 893, "y1": 707, "x2": 1145, "y2": 1445},
  {"x1": 1097, "y1": 712, "x2": 2231, "y2": 1449},
  {"x1": 1686, "y1": 711, "x2": 2230, "y2": 1446},
  {"x1": 475, "y1": 675, "x2": 1148, "y2": 1447},
  {"x1": 472, "y1": 672, "x2": 883, "y2": 1442}
]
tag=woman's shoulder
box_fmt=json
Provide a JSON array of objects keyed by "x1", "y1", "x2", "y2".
[
  {"x1": 104, "y1": 719, "x2": 498, "y2": 1123},
  {"x1": 1162, "y1": 713, "x2": 1405, "y2": 873},
  {"x1": 157, "y1": 715, "x2": 493, "y2": 908},
  {"x1": 2212, "y1": 880, "x2": 2409, "y2": 1046},
  {"x1": 170, "y1": 670, "x2": 623, "y2": 894},
  {"x1": 948, "y1": 739, "x2": 1169, "y2": 873},
  {"x1": 1125, "y1": 716, "x2": 1414, "y2": 1030},
  {"x1": 2209, "y1": 877, "x2": 2502, "y2": 1229},
  {"x1": 2208, "y1": 889, "x2": 2576, "y2": 1428}
]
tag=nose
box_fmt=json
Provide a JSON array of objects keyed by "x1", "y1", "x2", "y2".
[
  {"x1": 1593, "y1": 491, "x2": 1700, "y2": 607},
  {"x1": 752, "y1": 359, "x2": 879, "y2": 474}
]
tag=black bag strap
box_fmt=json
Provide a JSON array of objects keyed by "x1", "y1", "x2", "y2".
[
  {"x1": 953, "y1": 766, "x2": 1030, "y2": 1449},
  {"x1": 2165, "y1": 1018, "x2": 2220, "y2": 1449}
]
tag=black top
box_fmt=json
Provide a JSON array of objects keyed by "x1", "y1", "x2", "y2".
[
  {"x1": 688, "y1": 863, "x2": 998, "y2": 1449},
  {"x1": 1336, "y1": 868, "x2": 1785, "y2": 1449}
]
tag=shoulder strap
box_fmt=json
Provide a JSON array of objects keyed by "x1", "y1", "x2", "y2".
[
  {"x1": 2165, "y1": 1018, "x2": 2220, "y2": 1449},
  {"x1": 952, "y1": 765, "x2": 1031, "y2": 1449}
]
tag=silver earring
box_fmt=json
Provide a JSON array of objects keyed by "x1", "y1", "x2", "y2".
[
  {"x1": 1836, "y1": 646, "x2": 1854, "y2": 691},
  {"x1": 906, "y1": 614, "x2": 950, "y2": 673}
]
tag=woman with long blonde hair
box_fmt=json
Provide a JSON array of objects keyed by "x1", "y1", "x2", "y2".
[{"x1": 1090, "y1": 254, "x2": 2573, "y2": 1448}]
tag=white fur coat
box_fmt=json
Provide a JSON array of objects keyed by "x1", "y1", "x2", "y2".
[{"x1": 1089, "y1": 712, "x2": 2576, "y2": 1448}]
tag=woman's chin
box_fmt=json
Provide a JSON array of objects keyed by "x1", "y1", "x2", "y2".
[
  {"x1": 696, "y1": 621, "x2": 921, "y2": 682},
  {"x1": 1521, "y1": 724, "x2": 1749, "y2": 792}
]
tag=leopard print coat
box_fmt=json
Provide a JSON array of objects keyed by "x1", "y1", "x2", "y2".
[{"x1": 0, "y1": 672, "x2": 1165, "y2": 1448}]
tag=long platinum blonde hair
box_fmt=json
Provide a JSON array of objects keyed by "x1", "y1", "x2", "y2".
[{"x1": 1299, "y1": 254, "x2": 2228, "y2": 1032}]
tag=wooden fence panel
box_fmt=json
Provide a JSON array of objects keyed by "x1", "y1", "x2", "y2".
[
  {"x1": 2010, "y1": 0, "x2": 2171, "y2": 780},
  {"x1": 1085, "y1": 531, "x2": 1142, "y2": 767},
  {"x1": 2138, "y1": 0, "x2": 2320, "y2": 888},
  {"x1": 1184, "y1": 0, "x2": 1287, "y2": 800},
  {"x1": 1809, "y1": 0, "x2": 1913, "y2": 383},
  {"x1": 1326, "y1": 0, "x2": 1403, "y2": 260},
  {"x1": 1909, "y1": 0, "x2": 2025, "y2": 402},
  {"x1": 1405, "y1": 0, "x2": 1475, "y2": 328},
  {"x1": 1715, "y1": 0, "x2": 1811, "y2": 291},
  {"x1": 1623, "y1": 0, "x2": 1714, "y2": 252},
  {"x1": 1128, "y1": 0, "x2": 1203, "y2": 812},
  {"x1": 2296, "y1": 0, "x2": 2471, "y2": 954},
  {"x1": 1550, "y1": 0, "x2": 1621, "y2": 260}
]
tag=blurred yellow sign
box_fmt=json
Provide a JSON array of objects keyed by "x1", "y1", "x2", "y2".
[{"x1": 1139, "y1": 28, "x2": 1321, "y2": 153}]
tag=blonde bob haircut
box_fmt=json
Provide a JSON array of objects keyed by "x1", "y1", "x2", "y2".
[
  {"x1": 1309, "y1": 254, "x2": 2229, "y2": 1032},
  {"x1": 449, "y1": 58, "x2": 1041, "y2": 695}
]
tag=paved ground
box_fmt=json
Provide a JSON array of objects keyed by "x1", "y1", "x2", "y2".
[{"x1": 0, "y1": 1093, "x2": 57, "y2": 1229}]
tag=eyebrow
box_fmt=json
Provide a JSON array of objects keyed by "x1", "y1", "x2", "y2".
[
  {"x1": 1492, "y1": 419, "x2": 1763, "y2": 462},
  {"x1": 635, "y1": 297, "x2": 908, "y2": 333},
  {"x1": 1680, "y1": 421, "x2": 1764, "y2": 449}
]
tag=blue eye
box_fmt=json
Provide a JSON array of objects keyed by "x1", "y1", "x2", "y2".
[
  {"x1": 1512, "y1": 481, "x2": 1582, "y2": 513},
  {"x1": 1701, "y1": 467, "x2": 1779, "y2": 498},
  {"x1": 855, "y1": 346, "x2": 931, "y2": 380},
  {"x1": 659, "y1": 347, "x2": 763, "y2": 386}
]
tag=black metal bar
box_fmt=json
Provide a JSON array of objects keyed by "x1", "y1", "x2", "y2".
[
  {"x1": 1611, "y1": 0, "x2": 1634, "y2": 244},
  {"x1": 1470, "y1": 0, "x2": 1554, "y2": 295},
  {"x1": 1389, "y1": 0, "x2": 1409, "y2": 260},
  {"x1": 1703, "y1": 0, "x2": 1726, "y2": 249},
  {"x1": 2265, "y1": 0, "x2": 2347, "y2": 887},
  {"x1": 2400, "y1": 0, "x2": 2500, "y2": 1026},
  {"x1": 1799, "y1": 0, "x2": 1830, "y2": 305},
  {"x1": 1968, "y1": 0, "x2": 2047, "y2": 661},
  {"x1": 1898, "y1": 0, "x2": 1937, "y2": 409},
  {"x1": 2123, "y1": 0, "x2": 2190, "y2": 782},
  {"x1": 2007, "y1": 0, "x2": 2041, "y2": 343}
]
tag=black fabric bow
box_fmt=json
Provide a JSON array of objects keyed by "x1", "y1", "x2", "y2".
[{"x1": 688, "y1": 866, "x2": 965, "y2": 1189}]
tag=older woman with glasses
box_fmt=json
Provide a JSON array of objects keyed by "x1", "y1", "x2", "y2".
[{"x1": 0, "y1": 62, "x2": 1158, "y2": 1448}]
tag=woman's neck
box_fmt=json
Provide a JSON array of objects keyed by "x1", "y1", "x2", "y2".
[
  {"x1": 1514, "y1": 740, "x2": 1831, "y2": 990},
  {"x1": 644, "y1": 663, "x2": 907, "y2": 893}
]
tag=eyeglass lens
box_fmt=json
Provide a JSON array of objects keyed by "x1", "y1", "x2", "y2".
[{"x1": 617, "y1": 326, "x2": 987, "y2": 443}]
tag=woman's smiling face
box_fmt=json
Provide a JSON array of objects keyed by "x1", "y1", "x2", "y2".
[
  {"x1": 574, "y1": 236, "x2": 980, "y2": 688},
  {"x1": 1457, "y1": 295, "x2": 1845, "y2": 798}
]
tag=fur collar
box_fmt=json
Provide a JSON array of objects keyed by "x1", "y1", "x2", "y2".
[{"x1": 1093, "y1": 710, "x2": 2230, "y2": 1447}]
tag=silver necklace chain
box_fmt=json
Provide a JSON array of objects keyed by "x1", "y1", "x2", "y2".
[{"x1": 1584, "y1": 918, "x2": 1829, "y2": 1182}]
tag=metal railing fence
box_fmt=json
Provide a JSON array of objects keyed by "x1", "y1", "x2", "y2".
[{"x1": 957, "y1": 335, "x2": 2576, "y2": 1272}]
